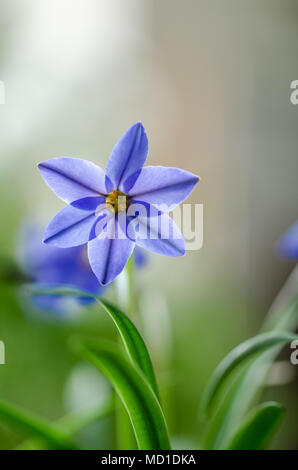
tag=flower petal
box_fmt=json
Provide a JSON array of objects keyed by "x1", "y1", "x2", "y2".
[
  {"x1": 134, "y1": 246, "x2": 148, "y2": 269},
  {"x1": 128, "y1": 166, "x2": 199, "y2": 210},
  {"x1": 127, "y1": 203, "x2": 185, "y2": 257},
  {"x1": 38, "y1": 157, "x2": 107, "y2": 203},
  {"x1": 279, "y1": 221, "x2": 298, "y2": 259},
  {"x1": 43, "y1": 205, "x2": 100, "y2": 248},
  {"x1": 71, "y1": 196, "x2": 105, "y2": 211},
  {"x1": 105, "y1": 122, "x2": 148, "y2": 193},
  {"x1": 88, "y1": 218, "x2": 135, "y2": 285}
]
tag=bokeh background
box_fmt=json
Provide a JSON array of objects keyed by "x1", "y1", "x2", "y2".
[{"x1": 0, "y1": 0, "x2": 297, "y2": 449}]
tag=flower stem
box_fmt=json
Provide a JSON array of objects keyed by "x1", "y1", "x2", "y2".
[
  {"x1": 126, "y1": 255, "x2": 134, "y2": 318},
  {"x1": 115, "y1": 254, "x2": 137, "y2": 449}
]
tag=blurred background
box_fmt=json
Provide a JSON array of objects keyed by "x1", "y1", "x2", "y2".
[{"x1": 0, "y1": 0, "x2": 297, "y2": 449}]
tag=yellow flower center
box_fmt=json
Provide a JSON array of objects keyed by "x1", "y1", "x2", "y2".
[{"x1": 105, "y1": 190, "x2": 129, "y2": 213}]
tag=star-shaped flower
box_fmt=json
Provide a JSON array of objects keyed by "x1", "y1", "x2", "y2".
[{"x1": 38, "y1": 122, "x2": 199, "y2": 285}]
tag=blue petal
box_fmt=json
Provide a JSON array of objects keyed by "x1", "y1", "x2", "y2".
[
  {"x1": 32, "y1": 246, "x2": 104, "y2": 296},
  {"x1": 279, "y1": 221, "x2": 298, "y2": 260},
  {"x1": 89, "y1": 208, "x2": 115, "y2": 241},
  {"x1": 20, "y1": 225, "x2": 105, "y2": 315},
  {"x1": 128, "y1": 166, "x2": 199, "y2": 210},
  {"x1": 88, "y1": 217, "x2": 135, "y2": 285},
  {"x1": 38, "y1": 157, "x2": 107, "y2": 203},
  {"x1": 134, "y1": 246, "x2": 148, "y2": 269},
  {"x1": 43, "y1": 205, "x2": 99, "y2": 248},
  {"x1": 71, "y1": 196, "x2": 105, "y2": 211},
  {"x1": 105, "y1": 122, "x2": 148, "y2": 193},
  {"x1": 128, "y1": 202, "x2": 185, "y2": 257}
]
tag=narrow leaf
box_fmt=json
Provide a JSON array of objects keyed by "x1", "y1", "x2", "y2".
[
  {"x1": 201, "y1": 331, "x2": 298, "y2": 416},
  {"x1": 227, "y1": 402, "x2": 285, "y2": 450},
  {"x1": 72, "y1": 338, "x2": 171, "y2": 450},
  {"x1": 56, "y1": 397, "x2": 113, "y2": 437},
  {"x1": 0, "y1": 399, "x2": 74, "y2": 449},
  {"x1": 99, "y1": 298, "x2": 159, "y2": 397},
  {"x1": 26, "y1": 285, "x2": 159, "y2": 398},
  {"x1": 16, "y1": 398, "x2": 113, "y2": 450},
  {"x1": 203, "y1": 296, "x2": 298, "y2": 449}
]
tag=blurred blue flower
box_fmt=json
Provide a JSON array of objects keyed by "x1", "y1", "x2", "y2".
[
  {"x1": 134, "y1": 246, "x2": 148, "y2": 269},
  {"x1": 38, "y1": 122, "x2": 199, "y2": 285},
  {"x1": 279, "y1": 221, "x2": 298, "y2": 260},
  {"x1": 20, "y1": 225, "x2": 104, "y2": 315}
]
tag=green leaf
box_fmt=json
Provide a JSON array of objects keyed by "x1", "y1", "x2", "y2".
[
  {"x1": 16, "y1": 397, "x2": 113, "y2": 450},
  {"x1": 99, "y1": 298, "x2": 159, "y2": 398},
  {"x1": 262, "y1": 272, "x2": 298, "y2": 332},
  {"x1": 0, "y1": 399, "x2": 74, "y2": 449},
  {"x1": 202, "y1": 299, "x2": 298, "y2": 449},
  {"x1": 201, "y1": 331, "x2": 298, "y2": 417},
  {"x1": 26, "y1": 285, "x2": 159, "y2": 398},
  {"x1": 71, "y1": 338, "x2": 171, "y2": 450},
  {"x1": 56, "y1": 397, "x2": 113, "y2": 437},
  {"x1": 227, "y1": 402, "x2": 285, "y2": 450}
]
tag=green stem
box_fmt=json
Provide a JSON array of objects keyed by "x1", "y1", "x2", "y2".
[
  {"x1": 116, "y1": 255, "x2": 137, "y2": 450},
  {"x1": 126, "y1": 255, "x2": 134, "y2": 318}
]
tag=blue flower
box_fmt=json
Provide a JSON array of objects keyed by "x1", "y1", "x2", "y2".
[
  {"x1": 38, "y1": 122, "x2": 199, "y2": 285},
  {"x1": 134, "y1": 246, "x2": 148, "y2": 269},
  {"x1": 20, "y1": 225, "x2": 104, "y2": 314},
  {"x1": 279, "y1": 221, "x2": 298, "y2": 260}
]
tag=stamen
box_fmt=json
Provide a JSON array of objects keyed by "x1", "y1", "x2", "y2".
[{"x1": 105, "y1": 190, "x2": 129, "y2": 213}]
